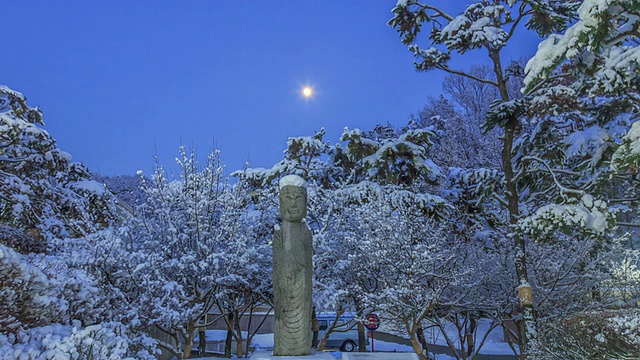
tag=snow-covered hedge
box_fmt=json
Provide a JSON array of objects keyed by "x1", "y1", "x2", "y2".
[
  {"x1": 531, "y1": 309, "x2": 640, "y2": 359},
  {"x1": 1, "y1": 243, "x2": 159, "y2": 359},
  {"x1": 0, "y1": 243, "x2": 58, "y2": 332},
  {"x1": 0, "y1": 322, "x2": 157, "y2": 360}
]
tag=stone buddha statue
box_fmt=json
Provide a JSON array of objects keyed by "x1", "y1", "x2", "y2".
[{"x1": 273, "y1": 175, "x2": 313, "y2": 356}]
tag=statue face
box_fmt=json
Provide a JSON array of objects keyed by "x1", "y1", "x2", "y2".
[{"x1": 279, "y1": 185, "x2": 307, "y2": 222}]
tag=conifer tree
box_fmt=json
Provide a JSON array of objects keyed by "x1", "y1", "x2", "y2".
[{"x1": 389, "y1": 0, "x2": 581, "y2": 351}]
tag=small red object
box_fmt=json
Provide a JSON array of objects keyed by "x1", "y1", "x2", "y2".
[{"x1": 364, "y1": 313, "x2": 380, "y2": 331}]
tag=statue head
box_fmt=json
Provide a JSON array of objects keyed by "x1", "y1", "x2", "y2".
[
  {"x1": 279, "y1": 175, "x2": 308, "y2": 222},
  {"x1": 279, "y1": 185, "x2": 307, "y2": 222}
]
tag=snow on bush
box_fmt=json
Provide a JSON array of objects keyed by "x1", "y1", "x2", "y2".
[
  {"x1": 0, "y1": 243, "x2": 61, "y2": 333},
  {"x1": 531, "y1": 309, "x2": 640, "y2": 359},
  {"x1": 0, "y1": 322, "x2": 157, "y2": 360},
  {"x1": 0, "y1": 243, "x2": 159, "y2": 359}
]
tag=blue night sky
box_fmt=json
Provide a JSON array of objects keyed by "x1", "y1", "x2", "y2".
[{"x1": 2, "y1": 1, "x2": 540, "y2": 176}]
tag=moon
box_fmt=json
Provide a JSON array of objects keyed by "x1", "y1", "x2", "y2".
[{"x1": 302, "y1": 86, "x2": 313, "y2": 98}]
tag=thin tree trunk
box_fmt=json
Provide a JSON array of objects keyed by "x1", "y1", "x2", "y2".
[
  {"x1": 198, "y1": 328, "x2": 206, "y2": 356},
  {"x1": 490, "y1": 46, "x2": 536, "y2": 356},
  {"x1": 245, "y1": 302, "x2": 254, "y2": 358},
  {"x1": 318, "y1": 332, "x2": 328, "y2": 351},
  {"x1": 234, "y1": 311, "x2": 243, "y2": 358},
  {"x1": 404, "y1": 318, "x2": 427, "y2": 360},
  {"x1": 225, "y1": 312, "x2": 234, "y2": 358},
  {"x1": 311, "y1": 307, "x2": 319, "y2": 348},
  {"x1": 467, "y1": 317, "x2": 477, "y2": 359},
  {"x1": 504, "y1": 123, "x2": 535, "y2": 353}
]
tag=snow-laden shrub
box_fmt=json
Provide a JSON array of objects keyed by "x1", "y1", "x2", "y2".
[
  {"x1": 530, "y1": 309, "x2": 640, "y2": 359},
  {"x1": 0, "y1": 321, "x2": 157, "y2": 360},
  {"x1": 0, "y1": 225, "x2": 46, "y2": 254},
  {"x1": 1, "y1": 243, "x2": 159, "y2": 359},
  {"x1": 1, "y1": 242, "x2": 110, "y2": 332},
  {"x1": 0, "y1": 243, "x2": 62, "y2": 333}
]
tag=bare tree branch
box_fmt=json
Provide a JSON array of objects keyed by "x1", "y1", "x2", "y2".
[{"x1": 435, "y1": 65, "x2": 499, "y2": 87}]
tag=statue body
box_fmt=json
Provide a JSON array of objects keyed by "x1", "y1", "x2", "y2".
[{"x1": 273, "y1": 176, "x2": 312, "y2": 356}]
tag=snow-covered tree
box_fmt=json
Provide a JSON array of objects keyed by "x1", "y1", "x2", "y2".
[
  {"x1": 318, "y1": 181, "x2": 463, "y2": 360},
  {"x1": 524, "y1": 0, "x2": 640, "y2": 101},
  {"x1": 98, "y1": 148, "x2": 272, "y2": 358},
  {"x1": 530, "y1": 309, "x2": 640, "y2": 359},
  {"x1": 521, "y1": 0, "x2": 640, "y2": 228},
  {"x1": 237, "y1": 125, "x2": 441, "y2": 191},
  {"x1": 517, "y1": 2, "x2": 640, "y2": 356},
  {"x1": 0, "y1": 86, "x2": 156, "y2": 359},
  {"x1": 389, "y1": 1, "x2": 607, "y2": 352},
  {"x1": 0, "y1": 85, "x2": 118, "y2": 249},
  {"x1": 0, "y1": 320, "x2": 157, "y2": 360},
  {"x1": 409, "y1": 95, "x2": 500, "y2": 169},
  {"x1": 0, "y1": 236, "x2": 158, "y2": 359},
  {"x1": 337, "y1": 125, "x2": 440, "y2": 188}
]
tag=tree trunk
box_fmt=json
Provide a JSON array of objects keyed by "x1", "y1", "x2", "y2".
[
  {"x1": 183, "y1": 327, "x2": 193, "y2": 359},
  {"x1": 357, "y1": 321, "x2": 367, "y2": 352},
  {"x1": 504, "y1": 123, "x2": 536, "y2": 354},
  {"x1": 318, "y1": 333, "x2": 328, "y2": 351},
  {"x1": 409, "y1": 333, "x2": 427, "y2": 360},
  {"x1": 467, "y1": 317, "x2": 477, "y2": 359},
  {"x1": 225, "y1": 312, "x2": 234, "y2": 358},
  {"x1": 311, "y1": 307, "x2": 319, "y2": 348},
  {"x1": 234, "y1": 312, "x2": 243, "y2": 358},
  {"x1": 198, "y1": 329, "x2": 206, "y2": 356},
  {"x1": 245, "y1": 302, "x2": 254, "y2": 357},
  {"x1": 490, "y1": 46, "x2": 536, "y2": 356},
  {"x1": 236, "y1": 338, "x2": 244, "y2": 358},
  {"x1": 416, "y1": 326, "x2": 430, "y2": 357}
]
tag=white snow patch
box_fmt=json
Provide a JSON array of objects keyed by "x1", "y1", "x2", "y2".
[
  {"x1": 70, "y1": 180, "x2": 107, "y2": 195},
  {"x1": 279, "y1": 174, "x2": 307, "y2": 189}
]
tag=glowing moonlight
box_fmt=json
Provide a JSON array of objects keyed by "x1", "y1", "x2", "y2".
[{"x1": 302, "y1": 86, "x2": 313, "y2": 98}]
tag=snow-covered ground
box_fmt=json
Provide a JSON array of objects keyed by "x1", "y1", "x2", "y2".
[
  {"x1": 201, "y1": 319, "x2": 517, "y2": 358},
  {"x1": 415, "y1": 320, "x2": 517, "y2": 355}
]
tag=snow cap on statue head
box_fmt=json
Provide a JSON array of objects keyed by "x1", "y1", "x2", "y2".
[{"x1": 279, "y1": 175, "x2": 307, "y2": 189}]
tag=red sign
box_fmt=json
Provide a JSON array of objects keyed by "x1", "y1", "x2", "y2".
[{"x1": 364, "y1": 313, "x2": 380, "y2": 331}]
